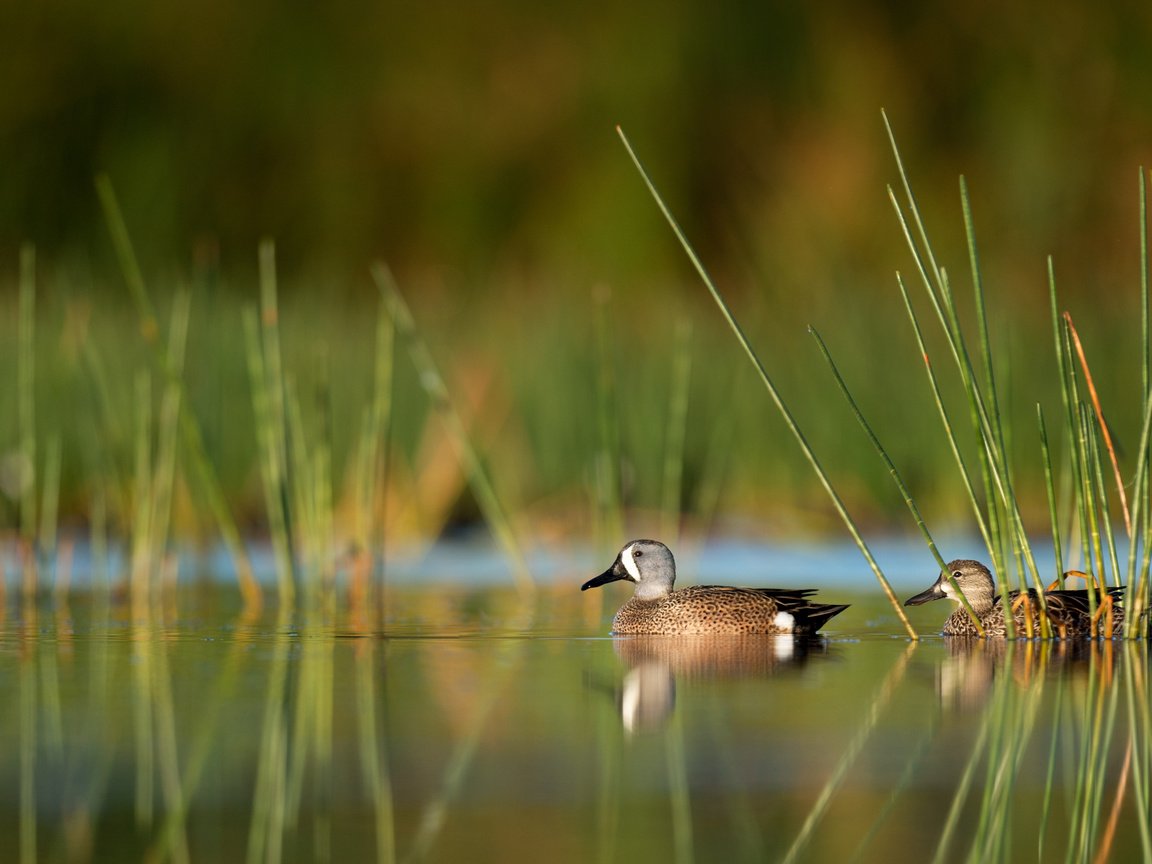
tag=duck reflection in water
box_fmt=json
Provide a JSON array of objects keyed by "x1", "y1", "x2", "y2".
[
  {"x1": 611, "y1": 634, "x2": 832, "y2": 733},
  {"x1": 931, "y1": 637, "x2": 1124, "y2": 712}
]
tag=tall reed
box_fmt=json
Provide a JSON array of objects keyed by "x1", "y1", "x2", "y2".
[
  {"x1": 96, "y1": 176, "x2": 262, "y2": 611},
  {"x1": 17, "y1": 245, "x2": 37, "y2": 592},
  {"x1": 373, "y1": 263, "x2": 534, "y2": 593},
  {"x1": 618, "y1": 126, "x2": 917, "y2": 637}
]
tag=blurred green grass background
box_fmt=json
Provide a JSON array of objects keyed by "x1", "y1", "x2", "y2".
[{"x1": 2, "y1": 1, "x2": 1151, "y2": 543}]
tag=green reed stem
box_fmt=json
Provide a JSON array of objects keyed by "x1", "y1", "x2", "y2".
[
  {"x1": 131, "y1": 372, "x2": 154, "y2": 601},
  {"x1": 20, "y1": 649, "x2": 37, "y2": 864},
  {"x1": 285, "y1": 628, "x2": 336, "y2": 850},
  {"x1": 593, "y1": 287, "x2": 625, "y2": 551},
  {"x1": 1126, "y1": 400, "x2": 1152, "y2": 636},
  {"x1": 885, "y1": 116, "x2": 1050, "y2": 634},
  {"x1": 961, "y1": 177, "x2": 1010, "y2": 515},
  {"x1": 1036, "y1": 405, "x2": 1066, "y2": 584},
  {"x1": 18, "y1": 245, "x2": 37, "y2": 554},
  {"x1": 1051, "y1": 266, "x2": 1089, "y2": 572},
  {"x1": 940, "y1": 263, "x2": 1039, "y2": 630},
  {"x1": 373, "y1": 263, "x2": 533, "y2": 592},
  {"x1": 780, "y1": 643, "x2": 915, "y2": 864},
  {"x1": 661, "y1": 318, "x2": 693, "y2": 544},
  {"x1": 969, "y1": 647, "x2": 1045, "y2": 860},
  {"x1": 1077, "y1": 405, "x2": 1106, "y2": 592},
  {"x1": 96, "y1": 176, "x2": 261, "y2": 610},
  {"x1": 150, "y1": 290, "x2": 190, "y2": 589},
  {"x1": 132, "y1": 615, "x2": 156, "y2": 827},
  {"x1": 1138, "y1": 166, "x2": 1152, "y2": 633},
  {"x1": 810, "y1": 326, "x2": 984, "y2": 633},
  {"x1": 1062, "y1": 326, "x2": 1096, "y2": 574},
  {"x1": 80, "y1": 337, "x2": 132, "y2": 530},
  {"x1": 38, "y1": 435, "x2": 60, "y2": 576},
  {"x1": 246, "y1": 608, "x2": 293, "y2": 864},
  {"x1": 1124, "y1": 646, "x2": 1152, "y2": 858},
  {"x1": 1066, "y1": 655, "x2": 1122, "y2": 862},
  {"x1": 151, "y1": 629, "x2": 191, "y2": 864},
  {"x1": 1037, "y1": 672, "x2": 1068, "y2": 862},
  {"x1": 847, "y1": 721, "x2": 936, "y2": 864},
  {"x1": 260, "y1": 243, "x2": 301, "y2": 598},
  {"x1": 243, "y1": 307, "x2": 296, "y2": 604},
  {"x1": 666, "y1": 710, "x2": 695, "y2": 864},
  {"x1": 1142, "y1": 168, "x2": 1150, "y2": 417},
  {"x1": 91, "y1": 479, "x2": 109, "y2": 593},
  {"x1": 618, "y1": 125, "x2": 916, "y2": 637},
  {"x1": 147, "y1": 610, "x2": 251, "y2": 862},
  {"x1": 313, "y1": 348, "x2": 335, "y2": 586},
  {"x1": 895, "y1": 274, "x2": 993, "y2": 550},
  {"x1": 356, "y1": 305, "x2": 395, "y2": 560},
  {"x1": 404, "y1": 600, "x2": 536, "y2": 863},
  {"x1": 356, "y1": 641, "x2": 396, "y2": 864},
  {"x1": 1088, "y1": 416, "x2": 1122, "y2": 592},
  {"x1": 957, "y1": 207, "x2": 1017, "y2": 600},
  {"x1": 284, "y1": 380, "x2": 319, "y2": 588}
]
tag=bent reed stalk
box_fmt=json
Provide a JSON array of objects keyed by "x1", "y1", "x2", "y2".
[{"x1": 617, "y1": 125, "x2": 917, "y2": 638}]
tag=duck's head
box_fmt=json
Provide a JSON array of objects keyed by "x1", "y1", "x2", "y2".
[
  {"x1": 904, "y1": 559, "x2": 997, "y2": 611},
  {"x1": 581, "y1": 539, "x2": 676, "y2": 601}
]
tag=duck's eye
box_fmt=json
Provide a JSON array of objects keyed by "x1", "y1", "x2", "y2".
[
  {"x1": 952, "y1": 571, "x2": 962, "y2": 579},
  {"x1": 634, "y1": 549, "x2": 643, "y2": 557}
]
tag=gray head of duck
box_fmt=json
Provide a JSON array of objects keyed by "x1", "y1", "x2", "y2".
[
  {"x1": 904, "y1": 559, "x2": 997, "y2": 614},
  {"x1": 581, "y1": 539, "x2": 676, "y2": 601}
]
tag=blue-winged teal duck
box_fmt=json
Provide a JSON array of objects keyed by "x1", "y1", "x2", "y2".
[
  {"x1": 581, "y1": 539, "x2": 849, "y2": 635},
  {"x1": 904, "y1": 559, "x2": 1125, "y2": 638}
]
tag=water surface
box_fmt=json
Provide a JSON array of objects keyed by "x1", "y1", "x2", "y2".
[{"x1": 0, "y1": 581, "x2": 1147, "y2": 863}]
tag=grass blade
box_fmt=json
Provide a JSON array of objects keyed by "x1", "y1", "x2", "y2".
[
  {"x1": 1064, "y1": 311, "x2": 1130, "y2": 536},
  {"x1": 373, "y1": 263, "x2": 533, "y2": 593},
  {"x1": 617, "y1": 125, "x2": 916, "y2": 637},
  {"x1": 95, "y1": 176, "x2": 261, "y2": 610},
  {"x1": 810, "y1": 326, "x2": 984, "y2": 633},
  {"x1": 661, "y1": 318, "x2": 693, "y2": 544}
]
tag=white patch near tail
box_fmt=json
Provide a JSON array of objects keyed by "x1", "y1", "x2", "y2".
[
  {"x1": 621, "y1": 544, "x2": 641, "y2": 581},
  {"x1": 773, "y1": 611, "x2": 795, "y2": 632}
]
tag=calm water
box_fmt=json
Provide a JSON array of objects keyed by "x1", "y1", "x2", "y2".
[{"x1": 0, "y1": 575, "x2": 1149, "y2": 863}]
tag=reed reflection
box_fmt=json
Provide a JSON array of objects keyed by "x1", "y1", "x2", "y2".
[{"x1": 930, "y1": 637, "x2": 1124, "y2": 713}]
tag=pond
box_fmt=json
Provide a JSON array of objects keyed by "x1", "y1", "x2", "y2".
[{"x1": 0, "y1": 544, "x2": 1148, "y2": 863}]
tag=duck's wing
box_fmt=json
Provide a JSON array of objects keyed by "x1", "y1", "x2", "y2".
[
  {"x1": 1042, "y1": 586, "x2": 1126, "y2": 616},
  {"x1": 693, "y1": 585, "x2": 819, "y2": 599},
  {"x1": 690, "y1": 586, "x2": 849, "y2": 631},
  {"x1": 727, "y1": 587, "x2": 850, "y2": 627}
]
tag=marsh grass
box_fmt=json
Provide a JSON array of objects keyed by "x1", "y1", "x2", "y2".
[
  {"x1": 828, "y1": 114, "x2": 1149, "y2": 640},
  {"x1": 373, "y1": 263, "x2": 534, "y2": 593},
  {"x1": 96, "y1": 177, "x2": 262, "y2": 610}
]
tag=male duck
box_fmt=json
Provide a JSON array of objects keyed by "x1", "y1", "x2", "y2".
[
  {"x1": 582, "y1": 539, "x2": 849, "y2": 635},
  {"x1": 904, "y1": 558, "x2": 1125, "y2": 638}
]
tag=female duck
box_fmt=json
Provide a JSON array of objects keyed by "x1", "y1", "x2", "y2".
[{"x1": 904, "y1": 559, "x2": 1125, "y2": 638}]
